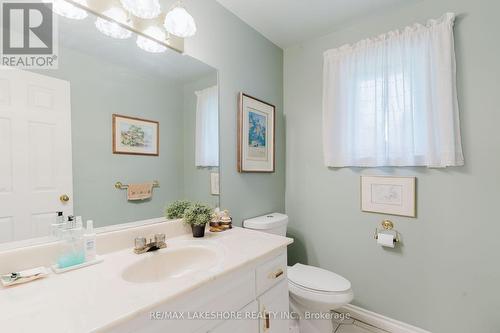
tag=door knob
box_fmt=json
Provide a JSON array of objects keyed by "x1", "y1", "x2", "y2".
[{"x1": 60, "y1": 194, "x2": 70, "y2": 203}]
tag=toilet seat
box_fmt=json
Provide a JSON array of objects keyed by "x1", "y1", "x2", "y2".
[
  {"x1": 288, "y1": 264, "x2": 351, "y2": 292},
  {"x1": 287, "y1": 264, "x2": 354, "y2": 311},
  {"x1": 288, "y1": 279, "x2": 353, "y2": 307},
  {"x1": 288, "y1": 279, "x2": 348, "y2": 296}
]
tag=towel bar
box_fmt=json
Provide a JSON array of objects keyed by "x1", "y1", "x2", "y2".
[{"x1": 114, "y1": 181, "x2": 160, "y2": 190}]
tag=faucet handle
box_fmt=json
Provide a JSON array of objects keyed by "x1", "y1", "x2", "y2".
[
  {"x1": 134, "y1": 237, "x2": 147, "y2": 250},
  {"x1": 154, "y1": 233, "x2": 166, "y2": 244}
]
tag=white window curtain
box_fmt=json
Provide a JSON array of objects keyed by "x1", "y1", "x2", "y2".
[
  {"x1": 195, "y1": 85, "x2": 219, "y2": 167},
  {"x1": 322, "y1": 13, "x2": 464, "y2": 167}
]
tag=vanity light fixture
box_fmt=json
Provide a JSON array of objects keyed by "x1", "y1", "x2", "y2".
[
  {"x1": 164, "y1": 2, "x2": 197, "y2": 38},
  {"x1": 136, "y1": 26, "x2": 168, "y2": 53},
  {"x1": 120, "y1": 0, "x2": 161, "y2": 19},
  {"x1": 44, "y1": 0, "x2": 88, "y2": 20},
  {"x1": 95, "y1": 7, "x2": 132, "y2": 39}
]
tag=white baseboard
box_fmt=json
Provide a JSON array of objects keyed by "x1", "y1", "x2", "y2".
[{"x1": 338, "y1": 304, "x2": 432, "y2": 333}]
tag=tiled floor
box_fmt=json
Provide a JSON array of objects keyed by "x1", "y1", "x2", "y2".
[
  {"x1": 335, "y1": 321, "x2": 389, "y2": 333},
  {"x1": 289, "y1": 314, "x2": 390, "y2": 333}
]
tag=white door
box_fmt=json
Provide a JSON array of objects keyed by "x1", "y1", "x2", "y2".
[
  {"x1": 258, "y1": 280, "x2": 290, "y2": 333},
  {"x1": 0, "y1": 68, "x2": 72, "y2": 243}
]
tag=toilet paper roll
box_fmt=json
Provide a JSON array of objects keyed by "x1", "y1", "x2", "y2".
[{"x1": 377, "y1": 233, "x2": 395, "y2": 248}]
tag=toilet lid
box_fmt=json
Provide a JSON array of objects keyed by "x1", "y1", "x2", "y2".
[{"x1": 288, "y1": 264, "x2": 351, "y2": 292}]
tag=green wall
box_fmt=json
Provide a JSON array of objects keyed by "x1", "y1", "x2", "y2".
[
  {"x1": 40, "y1": 46, "x2": 217, "y2": 227},
  {"x1": 182, "y1": 73, "x2": 219, "y2": 207},
  {"x1": 185, "y1": 0, "x2": 285, "y2": 224},
  {"x1": 44, "y1": 47, "x2": 185, "y2": 226},
  {"x1": 284, "y1": 0, "x2": 500, "y2": 332}
]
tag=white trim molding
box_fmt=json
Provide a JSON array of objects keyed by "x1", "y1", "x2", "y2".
[{"x1": 339, "y1": 304, "x2": 432, "y2": 333}]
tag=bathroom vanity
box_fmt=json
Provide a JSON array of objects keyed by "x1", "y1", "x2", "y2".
[{"x1": 0, "y1": 221, "x2": 292, "y2": 333}]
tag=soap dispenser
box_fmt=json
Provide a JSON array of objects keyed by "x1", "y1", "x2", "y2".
[
  {"x1": 51, "y1": 211, "x2": 66, "y2": 238},
  {"x1": 57, "y1": 219, "x2": 85, "y2": 269}
]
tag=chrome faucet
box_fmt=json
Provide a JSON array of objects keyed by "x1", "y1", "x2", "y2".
[{"x1": 134, "y1": 233, "x2": 167, "y2": 254}]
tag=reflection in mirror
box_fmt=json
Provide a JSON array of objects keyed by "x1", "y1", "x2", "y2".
[{"x1": 0, "y1": 8, "x2": 219, "y2": 246}]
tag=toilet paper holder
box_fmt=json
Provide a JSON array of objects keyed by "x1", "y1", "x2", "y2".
[{"x1": 374, "y1": 220, "x2": 400, "y2": 244}]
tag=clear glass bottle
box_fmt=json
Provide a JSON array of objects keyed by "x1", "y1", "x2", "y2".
[{"x1": 51, "y1": 211, "x2": 66, "y2": 238}]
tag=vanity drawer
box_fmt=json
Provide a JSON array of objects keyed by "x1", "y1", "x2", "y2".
[{"x1": 256, "y1": 252, "x2": 287, "y2": 295}]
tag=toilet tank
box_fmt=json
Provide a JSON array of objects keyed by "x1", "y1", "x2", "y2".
[{"x1": 243, "y1": 213, "x2": 288, "y2": 236}]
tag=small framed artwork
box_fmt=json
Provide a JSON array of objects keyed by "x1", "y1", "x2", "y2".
[
  {"x1": 112, "y1": 114, "x2": 159, "y2": 156},
  {"x1": 238, "y1": 93, "x2": 275, "y2": 173},
  {"x1": 210, "y1": 172, "x2": 220, "y2": 195},
  {"x1": 361, "y1": 176, "x2": 416, "y2": 217}
]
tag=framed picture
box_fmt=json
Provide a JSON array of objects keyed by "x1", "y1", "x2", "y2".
[
  {"x1": 112, "y1": 114, "x2": 159, "y2": 156},
  {"x1": 361, "y1": 176, "x2": 416, "y2": 217},
  {"x1": 238, "y1": 93, "x2": 275, "y2": 173}
]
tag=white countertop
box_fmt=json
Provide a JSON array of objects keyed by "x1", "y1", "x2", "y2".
[{"x1": 0, "y1": 227, "x2": 292, "y2": 333}]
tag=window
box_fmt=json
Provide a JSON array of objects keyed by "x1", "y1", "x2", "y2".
[
  {"x1": 195, "y1": 85, "x2": 219, "y2": 167},
  {"x1": 322, "y1": 13, "x2": 464, "y2": 167}
]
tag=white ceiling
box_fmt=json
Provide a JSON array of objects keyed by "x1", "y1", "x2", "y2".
[{"x1": 215, "y1": 0, "x2": 413, "y2": 48}]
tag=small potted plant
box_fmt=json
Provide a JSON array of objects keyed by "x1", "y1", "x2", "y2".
[
  {"x1": 183, "y1": 203, "x2": 213, "y2": 238},
  {"x1": 165, "y1": 200, "x2": 192, "y2": 219}
]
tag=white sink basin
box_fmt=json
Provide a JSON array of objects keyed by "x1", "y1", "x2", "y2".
[{"x1": 121, "y1": 240, "x2": 223, "y2": 283}]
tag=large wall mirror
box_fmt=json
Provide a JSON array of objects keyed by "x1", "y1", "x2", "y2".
[{"x1": 0, "y1": 6, "x2": 219, "y2": 247}]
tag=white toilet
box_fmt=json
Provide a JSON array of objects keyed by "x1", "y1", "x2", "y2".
[{"x1": 243, "y1": 213, "x2": 354, "y2": 333}]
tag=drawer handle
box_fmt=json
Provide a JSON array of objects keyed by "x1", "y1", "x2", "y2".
[
  {"x1": 269, "y1": 268, "x2": 284, "y2": 279},
  {"x1": 264, "y1": 310, "x2": 270, "y2": 331}
]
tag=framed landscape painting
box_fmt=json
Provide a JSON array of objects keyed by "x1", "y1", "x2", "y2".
[
  {"x1": 112, "y1": 114, "x2": 159, "y2": 156},
  {"x1": 238, "y1": 93, "x2": 275, "y2": 173}
]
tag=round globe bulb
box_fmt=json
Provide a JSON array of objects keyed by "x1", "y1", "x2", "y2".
[
  {"x1": 120, "y1": 0, "x2": 161, "y2": 19},
  {"x1": 164, "y1": 6, "x2": 197, "y2": 38},
  {"x1": 95, "y1": 7, "x2": 132, "y2": 40}
]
